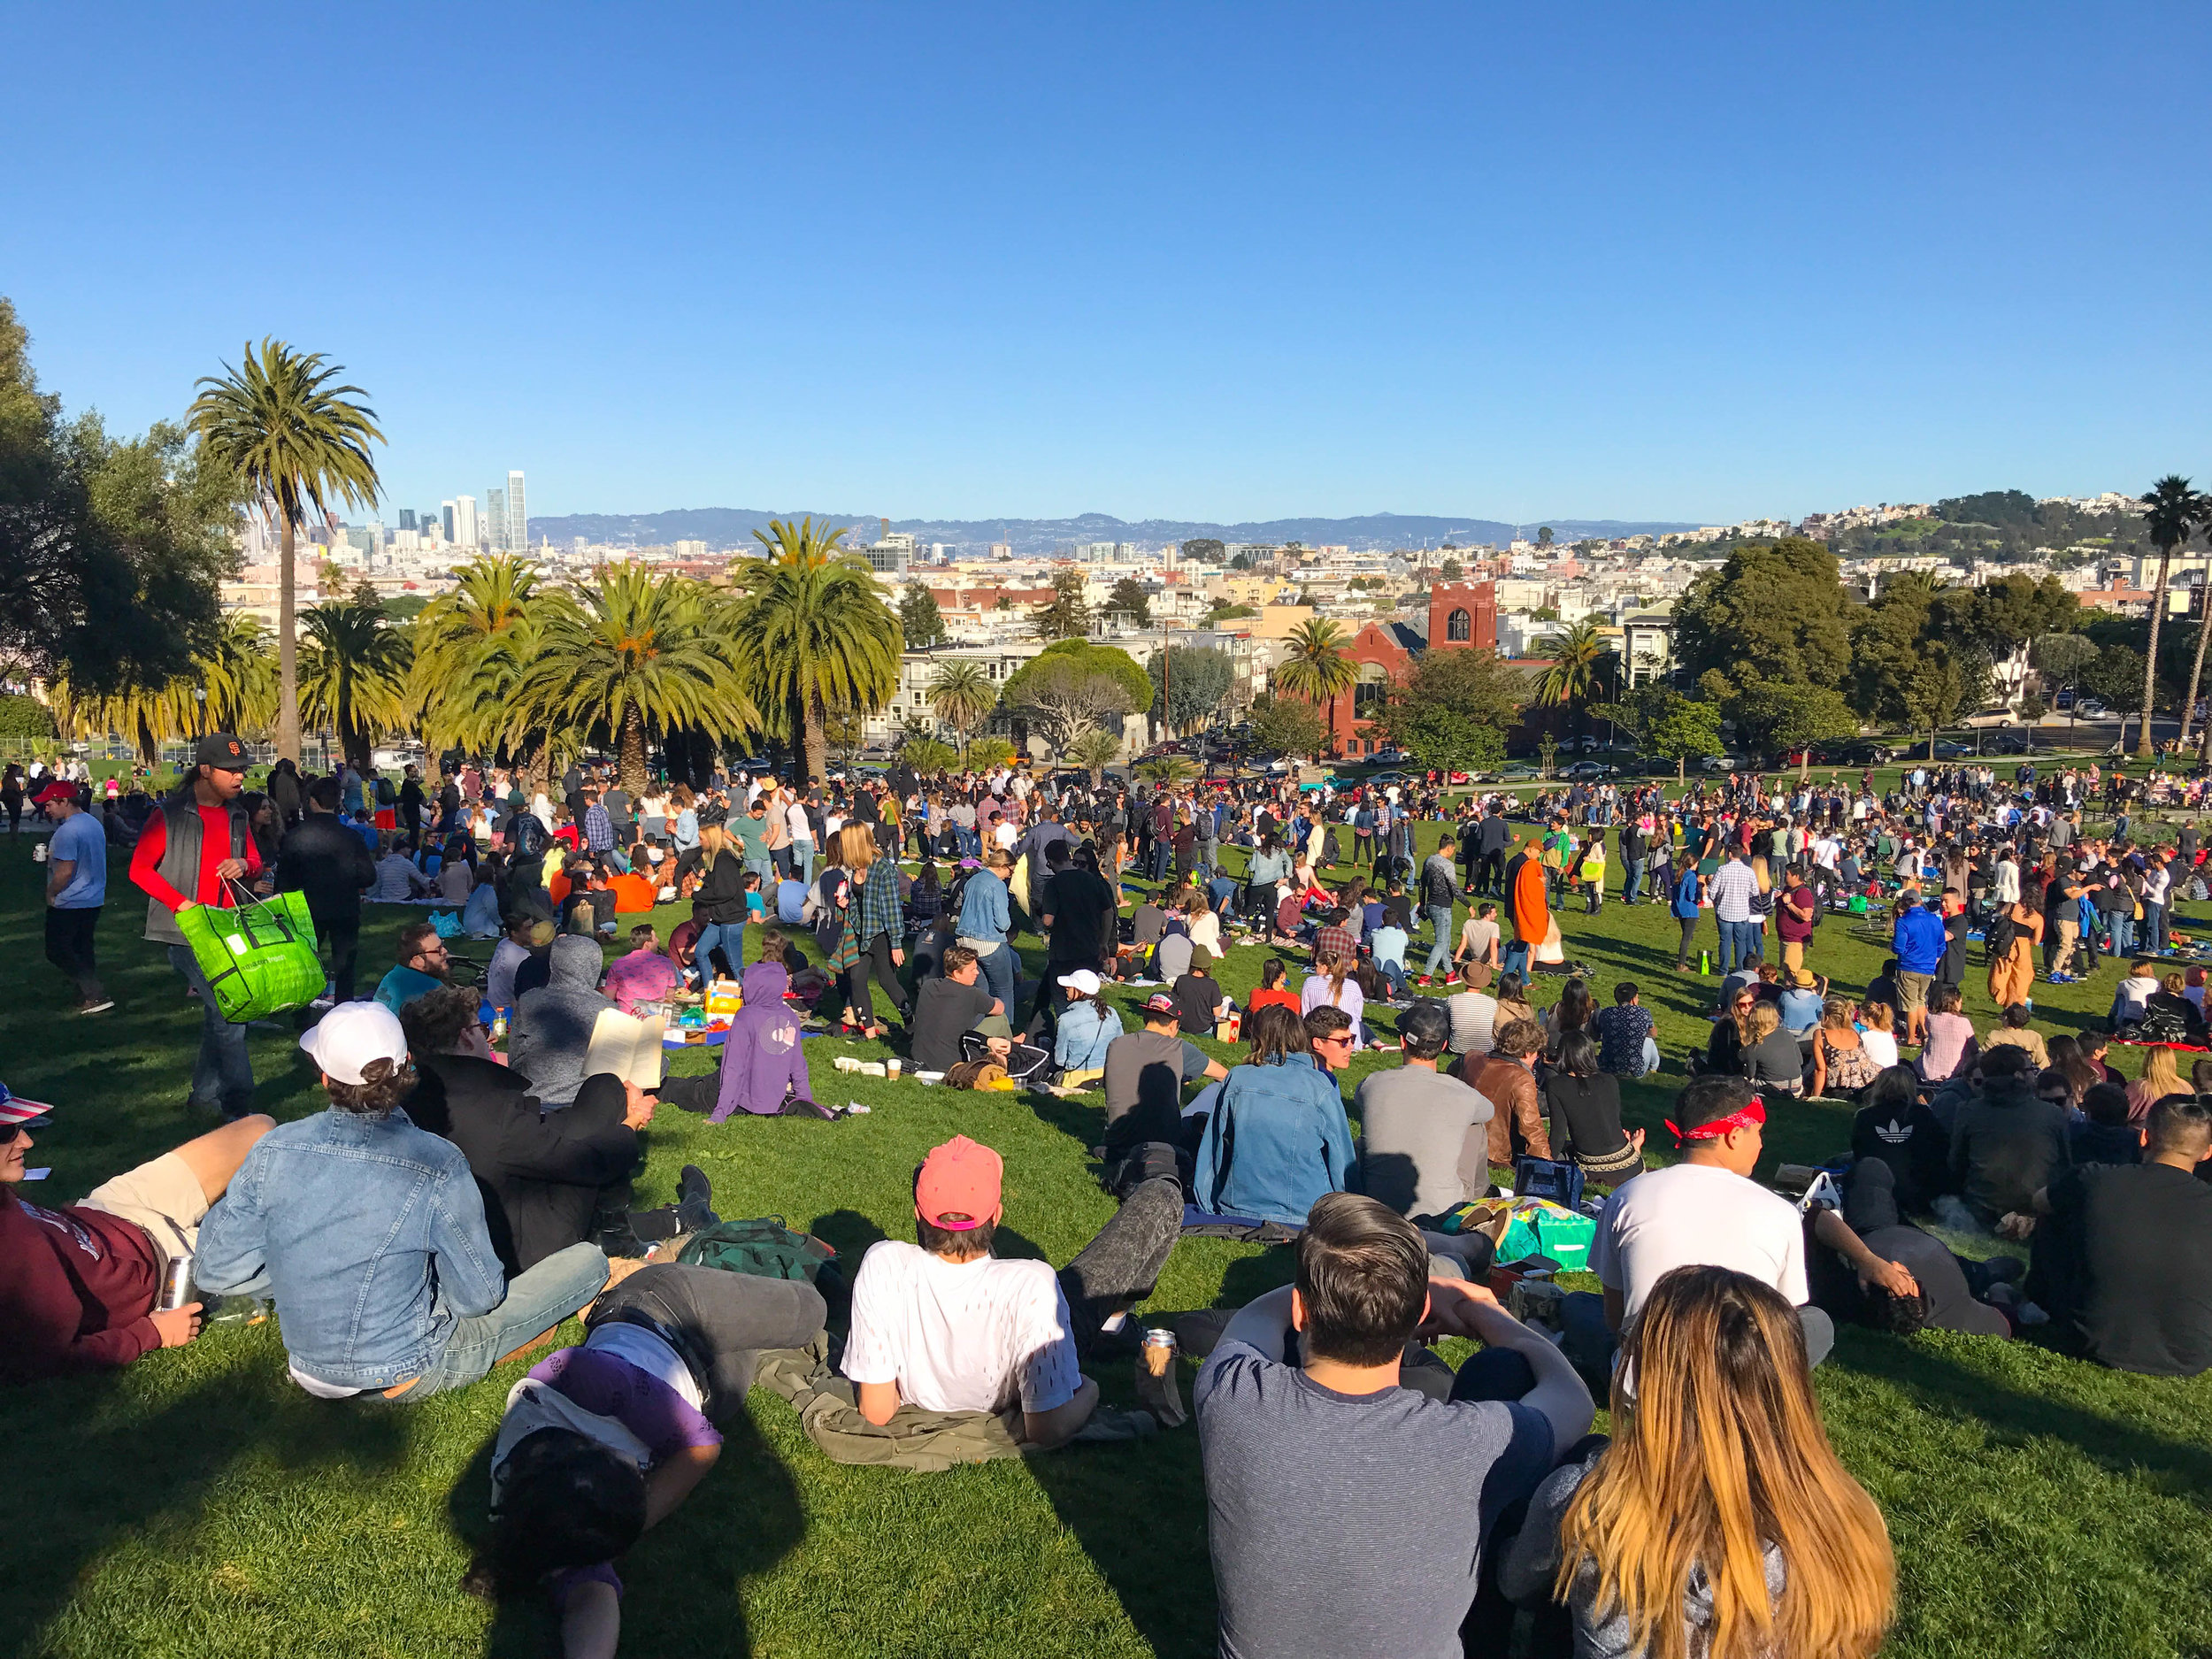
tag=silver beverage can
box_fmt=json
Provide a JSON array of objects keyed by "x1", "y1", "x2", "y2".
[{"x1": 157, "y1": 1255, "x2": 195, "y2": 1311}]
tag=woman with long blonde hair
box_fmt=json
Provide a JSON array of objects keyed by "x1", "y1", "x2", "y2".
[
  {"x1": 1502, "y1": 1265, "x2": 1893, "y2": 1659},
  {"x1": 825, "y1": 821, "x2": 908, "y2": 1039},
  {"x1": 689, "y1": 816, "x2": 749, "y2": 983}
]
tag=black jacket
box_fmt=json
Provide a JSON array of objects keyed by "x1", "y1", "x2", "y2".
[
  {"x1": 274, "y1": 811, "x2": 376, "y2": 923},
  {"x1": 406, "y1": 1053, "x2": 639, "y2": 1274}
]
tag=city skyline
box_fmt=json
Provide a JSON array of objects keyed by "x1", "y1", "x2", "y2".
[{"x1": 4, "y1": 4, "x2": 2207, "y2": 524}]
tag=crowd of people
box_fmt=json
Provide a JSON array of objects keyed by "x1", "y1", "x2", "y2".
[{"x1": 11, "y1": 734, "x2": 2212, "y2": 1656}]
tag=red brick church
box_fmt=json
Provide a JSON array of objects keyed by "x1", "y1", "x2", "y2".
[{"x1": 1314, "y1": 581, "x2": 1497, "y2": 759}]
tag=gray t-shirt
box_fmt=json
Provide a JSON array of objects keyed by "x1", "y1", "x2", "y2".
[
  {"x1": 1447, "y1": 990, "x2": 1500, "y2": 1057},
  {"x1": 1102, "y1": 1029, "x2": 1210, "y2": 1152},
  {"x1": 1195, "y1": 1338, "x2": 1553, "y2": 1659},
  {"x1": 1354, "y1": 1066, "x2": 1494, "y2": 1220}
]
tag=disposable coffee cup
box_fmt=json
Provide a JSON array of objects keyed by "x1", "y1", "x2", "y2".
[{"x1": 887, "y1": 1056, "x2": 902, "y2": 1079}]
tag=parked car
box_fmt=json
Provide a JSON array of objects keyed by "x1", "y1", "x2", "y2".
[
  {"x1": 1363, "y1": 771, "x2": 1410, "y2": 788},
  {"x1": 1563, "y1": 759, "x2": 1617, "y2": 781},
  {"x1": 371, "y1": 746, "x2": 425, "y2": 771},
  {"x1": 1367, "y1": 746, "x2": 1409, "y2": 765},
  {"x1": 1496, "y1": 762, "x2": 1544, "y2": 783},
  {"x1": 2077, "y1": 698, "x2": 2108, "y2": 718},
  {"x1": 1699, "y1": 755, "x2": 1739, "y2": 772}
]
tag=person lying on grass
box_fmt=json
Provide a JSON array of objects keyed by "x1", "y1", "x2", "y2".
[
  {"x1": 465, "y1": 1263, "x2": 829, "y2": 1659},
  {"x1": 0, "y1": 1090, "x2": 272, "y2": 1384}
]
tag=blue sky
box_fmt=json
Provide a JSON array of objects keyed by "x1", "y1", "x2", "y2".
[{"x1": 4, "y1": 2, "x2": 2207, "y2": 525}]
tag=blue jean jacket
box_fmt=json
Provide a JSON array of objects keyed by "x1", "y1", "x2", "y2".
[
  {"x1": 1191, "y1": 1054, "x2": 1356, "y2": 1226},
  {"x1": 956, "y1": 867, "x2": 1011, "y2": 942},
  {"x1": 196, "y1": 1107, "x2": 506, "y2": 1389}
]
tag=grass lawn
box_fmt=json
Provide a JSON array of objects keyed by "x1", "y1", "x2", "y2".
[{"x1": 5, "y1": 819, "x2": 2212, "y2": 1659}]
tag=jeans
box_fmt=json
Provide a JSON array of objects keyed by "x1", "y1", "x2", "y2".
[
  {"x1": 1717, "y1": 918, "x2": 1759, "y2": 977},
  {"x1": 166, "y1": 944, "x2": 255, "y2": 1118},
  {"x1": 694, "y1": 920, "x2": 745, "y2": 983},
  {"x1": 1423, "y1": 903, "x2": 1455, "y2": 979},
  {"x1": 592, "y1": 1264, "x2": 828, "y2": 1419},
  {"x1": 973, "y1": 938, "x2": 1018, "y2": 1010},
  {"x1": 2109, "y1": 911, "x2": 2135, "y2": 958},
  {"x1": 1057, "y1": 1176, "x2": 1184, "y2": 1356},
  {"x1": 2146, "y1": 902, "x2": 2169, "y2": 955},
  {"x1": 1149, "y1": 838, "x2": 1171, "y2": 881},
  {"x1": 1676, "y1": 916, "x2": 1699, "y2": 965},
  {"x1": 45, "y1": 906, "x2": 104, "y2": 1002},
  {"x1": 402, "y1": 1241, "x2": 611, "y2": 1400},
  {"x1": 1502, "y1": 940, "x2": 1531, "y2": 980},
  {"x1": 747, "y1": 856, "x2": 775, "y2": 890},
  {"x1": 790, "y1": 838, "x2": 817, "y2": 886},
  {"x1": 1623, "y1": 860, "x2": 1643, "y2": 904},
  {"x1": 1377, "y1": 958, "x2": 1411, "y2": 997}
]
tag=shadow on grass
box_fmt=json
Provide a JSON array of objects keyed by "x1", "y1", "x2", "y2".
[
  {"x1": 449, "y1": 1390, "x2": 806, "y2": 1658},
  {"x1": 0, "y1": 1363, "x2": 420, "y2": 1655}
]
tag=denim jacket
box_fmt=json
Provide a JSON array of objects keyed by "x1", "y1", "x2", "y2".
[
  {"x1": 1190, "y1": 1054, "x2": 1356, "y2": 1226},
  {"x1": 956, "y1": 866, "x2": 1011, "y2": 943},
  {"x1": 196, "y1": 1107, "x2": 506, "y2": 1389}
]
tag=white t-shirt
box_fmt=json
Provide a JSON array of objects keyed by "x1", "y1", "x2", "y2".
[
  {"x1": 1860, "y1": 1029, "x2": 1901, "y2": 1070},
  {"x1": 786, "y1": 800, "x2": 813, "y2": 843},
  {"x1": 1589, "y1": 1164, "x2": 1808, "y2": 1319},
  {"x1": 841, "y1": 1240, "x2": 1080, "y2": 1416}
]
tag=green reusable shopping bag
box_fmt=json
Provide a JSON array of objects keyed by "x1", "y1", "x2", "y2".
[{"x1": 174, "y1": 887, "x2": 326, "y2": 1022}]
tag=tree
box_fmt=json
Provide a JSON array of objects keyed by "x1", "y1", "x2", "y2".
[
  {"x1": 1148, "y1": 644, "x2": 1233, "y2": 734},
  {"x1": 737, "y1": 517, "x2": 902, "y2": 784},
  {"x1": 1000, "y1": 639, "x2": 1149, "y2": 752},
  {"x1": 1136, "y1": 754, "x2": 1199, "y2": 788},
  {"x1": 1536, "y1": 526, "x2": 1554, "y2": 548},
  {"x1": 1031, "y1": 571, "x2": 1090, "y2": 641},
  {"x1": 926, "y1": 659, "x2": 997, "y2": 753},
  {"x1": 188, "y1": 338, "x2": 384, "y2": 765},
  {"x1": 1181, "y1": 538, "x2": 1225, "y2": 565},
  {"x1": 1723, "y1": 679, "x2": 1857, "y2": 767},
  {"x1": 1590, "y1": 684, "x2": 1724, "y2": 781},
  {"x1": 298, "y1": 600, "x2": 413, "y2": 773},
  {"x1": 517, "y1": 568, "x2": 753, "y2": 796},
  {"x1": 195, "y1": 612, "x2": 279, "y2": 735},
  {"x1": 411, "y1": 554, "x2": 538, "y2": 750},
  {"x1": 2138, "y1": 475, "x2": 2206, "y2": 755},
  {"x1": 1533, "y1": 618, "x2": 1616, "y2": 733},
  {"x1": 1065, "y1": 727, "x2": 1122, "y2": 787},
  {"x1": 1849, "y1": 574, "x2": 1989, "y2": 762},
  {"x1": 1673, "y1": 539, "x2": 1855, "y2": 695},
  {"x1": 1273, "y1": 617, "x2": 1356, "y2": 755},
  {"x1": 2031, "y1": 633, "x2": 2099, "y2": 725},
  {"x1": 1440, "y1": 557, "x2": 1463, "y2": 580},
  {"x1": 1103, "y1": 576, "x2": 1151, "y2": 628},
  {"x1": 2084, "y1": 643, "x2": 2146, "y2": 708},
  {"x1": 1228, "y1": 551, "x2": 1251, "y2": 572},
  {"x1": 1248, "y1": 694, "x2": 1325, "y2": 761},
  {"x1": 899, "y1": 584, "x2": 948, "y2": 649},
  {"x1": 1370, "y1": 646, "x2": 1524, "y2": 774},
  {"x1": 967, "y1": 735, "x2": 1016, "y2": 770},
  {"x1": 899, "y1": 735, "x2": 958, "y2": 776},
  {"x1": 1964, "y1": 573, "x2": 2079, "y2": 707}
]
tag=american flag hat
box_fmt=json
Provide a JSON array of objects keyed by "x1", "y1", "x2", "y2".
[{"x1": 0, "y1": 1083, "x2": 55, "y2": 1126}]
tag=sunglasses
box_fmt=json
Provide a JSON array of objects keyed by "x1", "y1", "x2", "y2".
[{"x1": 1313, "y1": 1033, "x2": 1356, "y2": 1047}]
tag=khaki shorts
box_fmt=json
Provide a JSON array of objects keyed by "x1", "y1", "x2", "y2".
[
  {"x1": 1896, "y1": 971, "x2": 1932, "y2": 1013},
  {"x1": 79, "y1": 1152, "x2": 207, "y2": 1264}
]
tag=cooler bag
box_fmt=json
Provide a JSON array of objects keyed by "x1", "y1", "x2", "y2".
[
  {"x1": 175, "y1": 887, "x2": 326, "y2": 1022},
  {"x1": 1497, "y1": 1198, "x2": 1598, "y2": 1273}
]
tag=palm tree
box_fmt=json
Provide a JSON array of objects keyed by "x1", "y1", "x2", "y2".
[
  {"x1": 926, "y1": 658, "x2": 997, "y2": 754},
  {"x1": 196, "y1": 613, "x2": 279, "y2": 735},
  {"x1": 735, "y1": 518, "x2": 902, "y2": 783},
  {"x1": 1135, "y1": 754, "x2": 1199, "y2": 788},
  {"x1": 1534, "y1": 618, "x2": 1615, "y2": 737},
  {"x1": 2139, "y1": 475, "x2": 2204, "y2": 757},
  {"x1": 517, "y1": 567, "x2": 755, "y2": 796},
  {"x1": 50, "y1": 677, "x2": 190, "y2": 766},
  {"x1": 298, "y1": 600, "x2": 413, "y2": 773},
  {"x1": 411, "y1": 554, "x2": 542, "y2": 761},
  {"x1": 51, "y1": 614, "x2": 279, "y2": 764},
  {"x1": 1273, "y1": 618, "x2": 1357, "y2": 757},
  {"x1": 1066, "y1": 727, "x2": 1122, "y2": 787},
  {"x1": 188, "y1": 341, "x2": 383, "y2": 765},
  {"x1": 2165, "y1": 495, "x2": 2212, "y2": 749}
]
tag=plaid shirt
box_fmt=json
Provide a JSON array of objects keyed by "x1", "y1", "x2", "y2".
[
  {"x1": 581, "y1": 803, "x2": 615, "y2": 851},
  {"x1": 851, "y1": 864, "x2": 906, "y2": 945},
  {"x1": 1313, "y1": 921, "x2": 1359, "y2": 966}
]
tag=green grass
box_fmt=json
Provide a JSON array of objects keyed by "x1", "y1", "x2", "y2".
[{"x1": 4, "y1": 827, "x2": 2212, "y2": 1658}]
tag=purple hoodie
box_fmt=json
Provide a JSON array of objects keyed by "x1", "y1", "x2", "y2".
[{"x1": 708, "y1": 961, "x2": 812, "y2": 1123}]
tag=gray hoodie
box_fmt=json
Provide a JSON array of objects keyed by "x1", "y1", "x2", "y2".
[{"x1": 507, "y1": 933, "x2": 608, "y2": 1107}]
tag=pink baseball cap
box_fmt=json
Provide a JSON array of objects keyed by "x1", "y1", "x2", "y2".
[{"x1": 916, "y1": 1135, "x2": 1002, "y2": 1230}]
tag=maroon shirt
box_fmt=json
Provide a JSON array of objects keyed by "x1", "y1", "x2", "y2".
[{"x1": 1, "y1": 1188, "x2": 164, "y2": 1382}]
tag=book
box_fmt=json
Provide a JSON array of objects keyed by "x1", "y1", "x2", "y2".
[{"x1": 587, "y1": 1009, "x2": 666, "y2": 1090}]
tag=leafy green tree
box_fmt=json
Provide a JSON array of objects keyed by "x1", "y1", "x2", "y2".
[
  {"x1": 0, "y1": 692, "x2": 54, "y2": 741},
  {"x1": 1722, "y1": 678, "x2": 1857, "y2": 768},
  {"x1": 2139, "y1": 475, "x2": 2207, "y2": 754},
  {"x1": 1370, "y1": 646, "x2": 1523, "y2": 773},
  {"x1": 899, "y1": 584, "x2": 948, "y2": 649},
  {"x1": 1248, "y1": 694, "x2": 1325, "y2": 761},
  {"x1": 1273, "y1": 617, "x2": 1356, "y2": 755},
  {"x1": 2031, "y1": 633, "x2": 2099, "y2": 722},
  {"x1": 1440, "y1": 557, "x2": 1463, "y2": 580},
  {"x1": 967, "y1": 735, "x2": 1016, "y2": 770},
  {"x1": 1031, "y1": 571, "x2": 1090, "y2": 641},
  {"x1": 517, "y1": 569, "x2": 753, "y2": 795},
  {"x1": 188, "y1": 338, "x2": 385, "y2": 764},
  {"x1": 738, "y1": 518, "x2": 902, "y2": 783},
  {"x1": 1103, "y1": 576, "x2": 1151, "y2": 628},
  {"x1": 1674, "y1": 538, "x2": 1855, "y2": 695},
  {"x1": 899, "y1": 735, "x2": 958, "y2": 776},
  {"x1": 1849, "y1": 574, "x2": 1989, "y2": 761},
  {"x1": 1228, "y1": 551, "x2": 1252, "y2": 571},
  {"x1": 411, "y1": 554, "x2": 537, "y2": 748},
  {"x1": 1181, "y1": 538, "x2": 1225, "y2": 565},
  {"x1": 1148, "y1": 644, "x2": 1233, "y2": 733},
  {"x1": 1536, "y1": 527, "x2": 1554, "y2": 547},
  {"x1": 1065, "y1": 727, "x2": 1122, "y2": 786},
  {"x1": 1001, "y1": 639, "x2": 1149, "y2": 752},
  {"x1": 1136, "y1": 754, "x2": 1199, "y2": 788},
  {"x1": 926, "y1": 659, "x2": 997, "y2": 754},
  {"x1": 1590, "y1": 684, "x2": 1724, "y2": 780},
  {"x1": 2084, "y1": 643, "x2": 2146, "y2": 708},
  {"x1": 1965, "y1": 573, "x2": 2079, "y2": 707},
  {"x1": 299, "y1": 599, "x2": 413, "y2": 774}
]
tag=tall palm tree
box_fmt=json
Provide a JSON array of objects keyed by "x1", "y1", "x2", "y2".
[
  {"x1": 735, "y1": 518, "x2": 902, "y2": 783},
  {"x1": 927, "y1": 659, "x2": 997, "y2": 754},
  {"x1": 1534, "y1": 618, "x2": 1615, "y2": 736},
  {"x1": 2138, "y1": 476, "x2": 2204, "y2": 756},
  {"x1": 1273, "y1": 618, "x2": 1357, "y2": 757},
  {"x1": 188, "y1": 341, "x2": 383, "y2": 765},
  {"x1": 299, "y1": 600, "x2": 413, "y2": 773},
  {"x1": 411, "y1": 554, "x2": 541, "y2": 757},
  {"x1": 518, "y1": 567, "x2": 754, "y2": 796},
  {"x1": 50, "y1": 676, "x2": 190, "y2": 766},
  {"x1": 2162, "y1": 493, "x2": 2212, "y2": 749}
]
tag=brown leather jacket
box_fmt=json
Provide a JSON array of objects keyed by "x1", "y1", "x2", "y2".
[{"x1": 1455, "y1": 1052, "x2": 1553, "y2": 1170}]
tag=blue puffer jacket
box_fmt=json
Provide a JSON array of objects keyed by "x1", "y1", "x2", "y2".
[
  {"x1": 1893, "y1": 903, "x2": 1947, "y2": 975},
  {"x1": 1191, "y1": 1053, "x2": 1356, "y2": 1226}
]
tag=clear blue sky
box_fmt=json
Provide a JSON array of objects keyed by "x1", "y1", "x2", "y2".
[{"x1": 4, "y1": 1, "x2": 2207, "y2": 526}]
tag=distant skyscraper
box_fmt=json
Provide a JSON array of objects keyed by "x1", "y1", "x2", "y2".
[
  {"x1": 454, "y1": 495, "x2": 480, "y2": 549},
  {"x1": 398, "y1": 508, "x2": 417, "y2": 533},
  {"x1": 441, "y1": 501, "x2": 456, "y2": 542},
  {"x1": 486, "y1": 488, "x2": 506, "y2": 550},
  {"x1": 505, "y1": 471, "x2": 527, "y2": 553}
]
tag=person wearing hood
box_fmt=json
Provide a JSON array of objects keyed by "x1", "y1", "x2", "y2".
[
  {"x1": 1948, "y1": 1043, "x2": 2071, "y2": 1228},
  {"x1": 507, "y1": 933, "x2": 611, "y2": 1109},
  {"x1": 705, "y1": 960, "x2": 833, "y2": 1122}
]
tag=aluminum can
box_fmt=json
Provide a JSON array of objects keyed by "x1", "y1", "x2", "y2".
[{"x1": 157, "y1": 1255, "x2": 195, "y2": 1311}]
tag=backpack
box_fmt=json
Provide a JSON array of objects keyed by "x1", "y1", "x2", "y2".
[
  {"x1": 374, "y1": 775, "x2": 396, "y2": 806},
  {"x1": 677, "y1": 1216, "x2": 838, "y2": 1282},
  {"x1": 1984, "y1": 910, "x2": 2018, "y2": 959}
]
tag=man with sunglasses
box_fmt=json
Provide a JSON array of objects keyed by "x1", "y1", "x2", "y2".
[
  {"x1": 374, "y1": 919, "x2": 454, "y2": 1014},
  {"x1": 1, "y1": 1087, "x2": 273, "y2": 1383}
]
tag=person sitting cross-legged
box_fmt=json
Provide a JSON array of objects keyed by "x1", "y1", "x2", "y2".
[
  {"x1": 1, "y1": 1093, "x2": 273, "y2": 1384},
  {"x1": 1195, "y1": 1192, "x2": 1594, "y2": 1659},
  {"x1": 194, "y1": 1002, "x2": 612, "y2": 1402},
  {"x1": 1353, "y1": 999, "x2": 1494, "y2": 1230}
]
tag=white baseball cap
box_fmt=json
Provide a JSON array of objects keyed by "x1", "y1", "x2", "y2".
[
  {"x1": 1056, "y1": 968, "x2": 1103, "y2": 996},
  {"x1": 299, "y1": 1001, "x2": 411, "y2": 1086}
]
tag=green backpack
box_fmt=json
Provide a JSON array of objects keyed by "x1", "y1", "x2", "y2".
[{"x1": 676, "y1": 1217, "x2": 838, "y2": 1282}]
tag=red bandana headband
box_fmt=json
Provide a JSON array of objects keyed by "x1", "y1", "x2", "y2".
[{"x1": 1666, "y1": 1096, "x2": 1766, "y2": 1145}]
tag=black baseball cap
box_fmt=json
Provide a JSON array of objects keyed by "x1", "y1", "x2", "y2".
[{"x1": 193, "y1": 733, "x2": 250, "y2": 772}]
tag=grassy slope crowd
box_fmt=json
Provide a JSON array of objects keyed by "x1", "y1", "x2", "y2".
[{"x1": 5, "y1": 773, "x2": 2212, "y2": 1659}]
